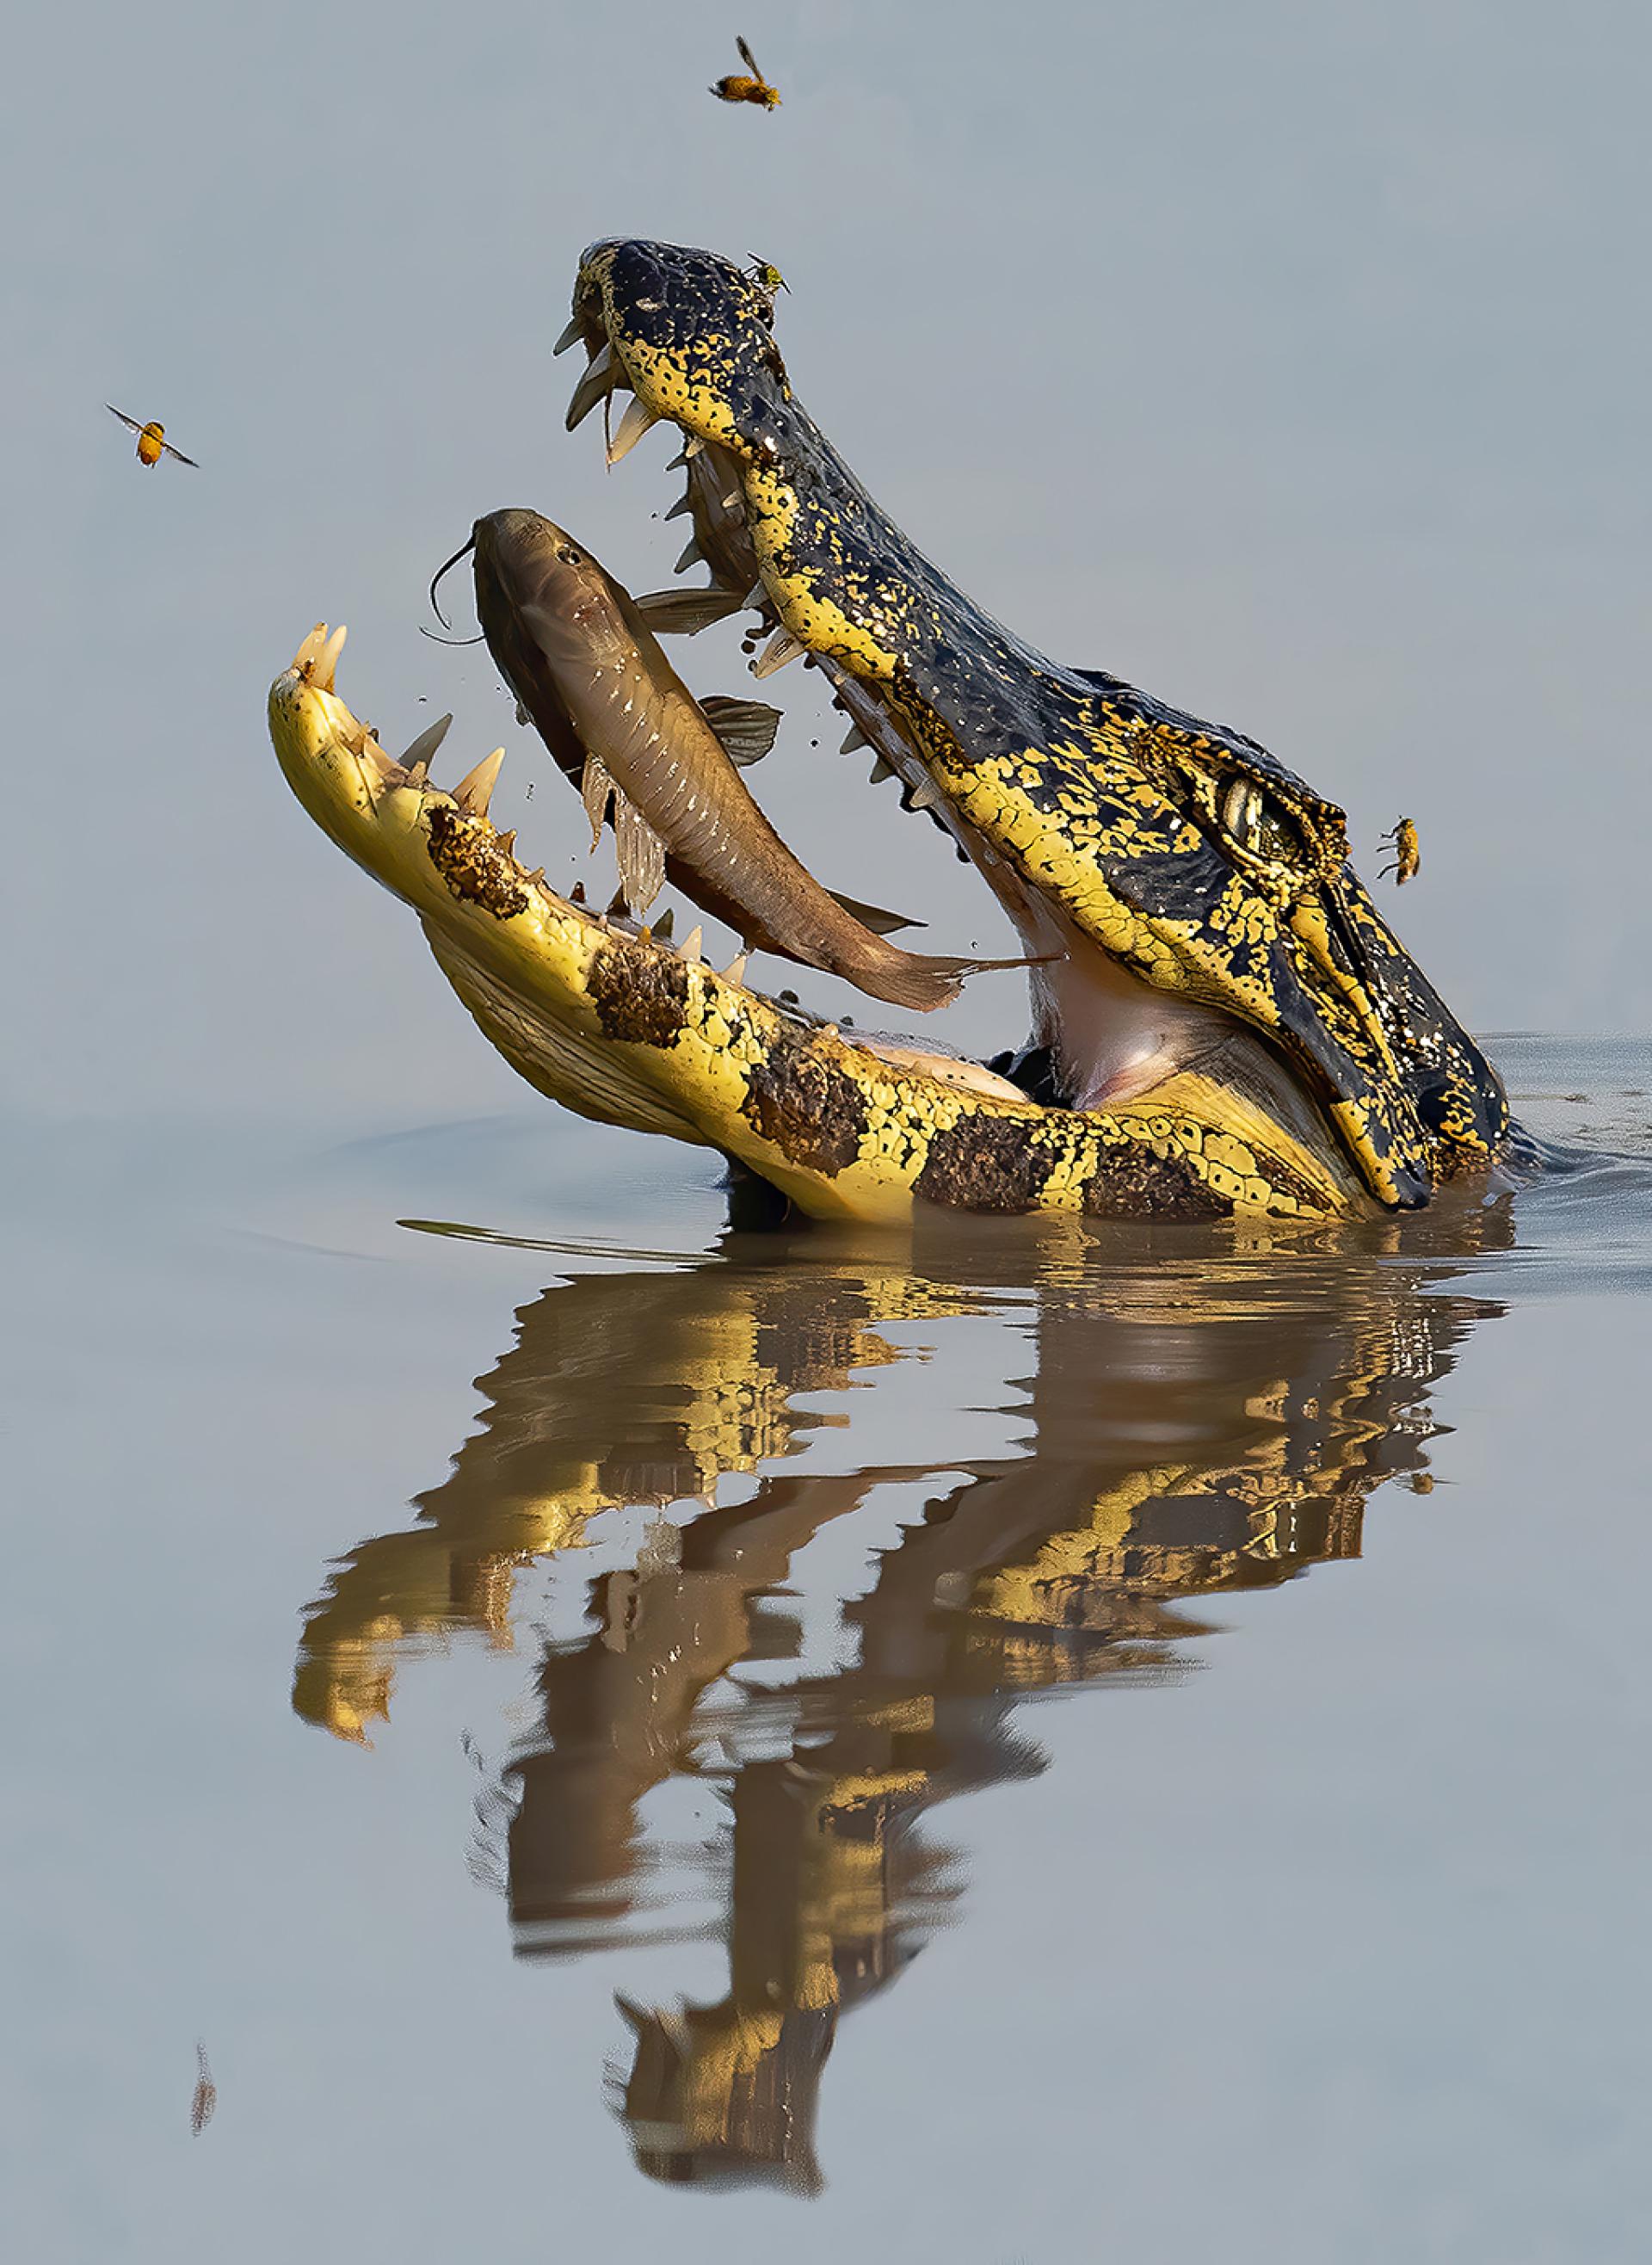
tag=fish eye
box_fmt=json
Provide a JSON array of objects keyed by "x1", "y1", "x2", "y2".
[{"x1": 557, "y1": 544, "x2": 583, "y2": 565}]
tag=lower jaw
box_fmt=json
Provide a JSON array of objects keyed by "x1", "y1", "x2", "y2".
[{"x1": 268, "y1": 633, "x2": 1369, "y2": 1226}]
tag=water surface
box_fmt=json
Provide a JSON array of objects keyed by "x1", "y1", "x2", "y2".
[{"x1": 5, "y1": 1038, "x2": 1651, "y2": 2262}]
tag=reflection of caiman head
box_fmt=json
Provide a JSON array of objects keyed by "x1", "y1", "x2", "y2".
[
  {"x1": 266, "y1": 239, "x2": 1513, "y2": 1225},
  {"x1": 294, "y1": 1206, "x2": 1508, "y2": 2190}
]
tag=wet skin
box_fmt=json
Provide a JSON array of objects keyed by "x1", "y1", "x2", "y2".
[{"x1": 266, "y1": 238, "x2": 1515, "y2": 1222}]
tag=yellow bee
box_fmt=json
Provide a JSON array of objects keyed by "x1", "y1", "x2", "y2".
[
  {"x1": 1378, "y1": 817, "x2": 1421, "y2": 885},
  {"x1": 744, "y1": 253, "x2": 789, "y2": 310},
  {"x1": 106, "y1": 404, "x2": 199, "y2": 469},
  {"x1": 711, "y1": 36, "x2": 781, "y2": 108}
]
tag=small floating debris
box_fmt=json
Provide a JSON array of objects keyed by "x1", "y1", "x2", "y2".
[{"x1": 190, "y1": 2041, "x2": 217, "y2": 2136}]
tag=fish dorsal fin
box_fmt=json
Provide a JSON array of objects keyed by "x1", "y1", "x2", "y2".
[
  {"x1": 825, "y1": 889, "x2": 926, "y2": 937},
  {"x1": 699, "y1": 694, "x2": 782, "y2": 767},
  {"x1": 633, "y1": 586, "x2": 747, "y2": 636}
]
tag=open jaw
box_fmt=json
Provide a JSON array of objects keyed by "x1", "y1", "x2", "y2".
[{"x1": 264, "y1": 238, "x2": 1513, "y2": 1225}]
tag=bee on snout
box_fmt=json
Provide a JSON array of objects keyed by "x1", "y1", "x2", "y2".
[
  {"x1": 1378, "y1": 817, "x2": 1421, "y2": 885},
  {"x1": 744, "y1": 255, "x2": 789, "y2": 313},
  {"x1": 711, "y1": 36, "x2": 781, "y2": 109},
  {"x1": 106, "y1": 404, "x2": 199, "y2": 469}
]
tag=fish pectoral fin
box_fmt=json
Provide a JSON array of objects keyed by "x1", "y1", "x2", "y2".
[
  {"x1": 825, "y1": 889, "x2": 928, "y2": 937},
  {"x1": 632, "y1": 586, "x2": 749, "y2": 636},
  {"x1": 699, "y1": 694, "x2": 783, "y2": 767}
]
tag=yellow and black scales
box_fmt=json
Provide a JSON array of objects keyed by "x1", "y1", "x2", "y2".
[{"x1": 267, "y1": 238, "x2": 1512, "y2": 1224}]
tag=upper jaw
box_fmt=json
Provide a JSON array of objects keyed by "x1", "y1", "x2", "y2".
[
  {"x1": 570, "y1": 239, "x2": 795, "y2": 466},
  {"x1": 557, "y1": 251, "x2": 1322, "y2": 1137},
  {"x1": 559, "y1": 244, "x2": 1494, "y2": 1207}
]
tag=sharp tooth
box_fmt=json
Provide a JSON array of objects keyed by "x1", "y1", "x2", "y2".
[
  {"x1": 565, "y1": 344, "x2": 613, "y2": 431},
  {"x1": 496, "y1": 829, "x2": 516, "y2": 856},
  {"x1": 720, "y1": 490, "x2": 739, "y2": 510},
  {"x1": 663, "y1": 491, "x2": 693, "y2": 522},
  {"x1": 907, "y1": 778, "x2": 943, "y2": 812},
  {"x1": 515, "y1": 700, "x2": 531, "y2": 727},
  {"x1": 552, "y1": 315, "x2": 584, "y2": 356},
  {"x1": 869, "y1": 756, "x2": 895, "y2": 784},
  {"x1": 293, "y1": 623, "x2": 328, "y2": 672},
  {"x1": 526, "y1": 866, "x2": 545, "y2": 885},
  {"x1": 721, "y1": 952, "x2": 749, "y2": 984},
  {"x1": 453, "y1": 747, "x2": 505, "y2": 818},
  {"x1": 315, "y1": 624, "x2": 347, "y2": 693},
  {"x1": 674, "y1": 537, "x2": 703, "y2": 574},
  {"x1": 750, "y1": 628, "x2": 805, "y2": 679},
  {"x1": 399, "y1": 713, "x2": 453, "y2": 773},
  {"x1": 667, "y1": 435, "x2": 706, "y2": 466},
  {"x1": 840, "y1": 723, "x2": 869, "y2": 753},
  {"x1": 680, "y1": 924, "x2": 703, "y2": 962},
  {"x1": 570, "y1": 880, "x2": 588, "y2": 904},
  {"x1": 654, "y1": 907, "x2": 675, "y2": 940},
  {"x1": 607, "y1": 395, "x2": 662, "y2": 466},
  {"x1": 743, "y1": 580, "x2": 767, "y2": 609}
]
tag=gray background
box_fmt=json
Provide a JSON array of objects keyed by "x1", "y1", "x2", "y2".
[
  {"x1": 4, "y1": 9, "x2": 1651, "y2": 2261},
  {"x1": 4, "y1": 0, "x2": 1648, "y2": 1127}
]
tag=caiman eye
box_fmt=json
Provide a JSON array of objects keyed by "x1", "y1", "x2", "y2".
[
  {"x1": 558, "y1": 544, "x2": 583, "y2": 565},
  {"x1": 1219, "y1": 775, "x2": 1309, "y2": 868}
]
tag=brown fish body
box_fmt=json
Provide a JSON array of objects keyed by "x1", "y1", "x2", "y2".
[{"x1": 471, "y1": 509, "x2": 1014, "y2": 1014}]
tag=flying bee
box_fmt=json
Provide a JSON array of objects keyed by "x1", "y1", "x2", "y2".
[
  {"x1": 105, "y1": 404, "x2": 199, "y2": 469},
  {"x1": 1378, "y1": 817, "x2": 1421, "y2": 885},
  {"x1": 744, "y1": 254, "x2": 789, "y2": 314},
  {"x1": 711, "y1": 36, "x2": 781, "y2": 109}
]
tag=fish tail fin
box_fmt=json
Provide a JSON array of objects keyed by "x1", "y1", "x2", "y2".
[{"x1": 857, "y1": 949, "x2": 1055, "y2": 1016}]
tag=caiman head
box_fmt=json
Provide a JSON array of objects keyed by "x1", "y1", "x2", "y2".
[{"x1": 267, "y1": 237, "x2": 1510, "y2": 1225}]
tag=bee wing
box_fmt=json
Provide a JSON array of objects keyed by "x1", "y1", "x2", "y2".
[
  {"x1": 161, "y1": 441, "x2": 200, "y2": 466},
  {"x1": 105, "y1": 404, "x2": 145, "y2": 436},
  {"x1": 737, "y1": 35, "x2": 764, "y2": 78}
]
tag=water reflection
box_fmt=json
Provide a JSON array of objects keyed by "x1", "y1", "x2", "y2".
[{"x1": 295, "y1": 1201, "x2": 1512, "y2": 2193}]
